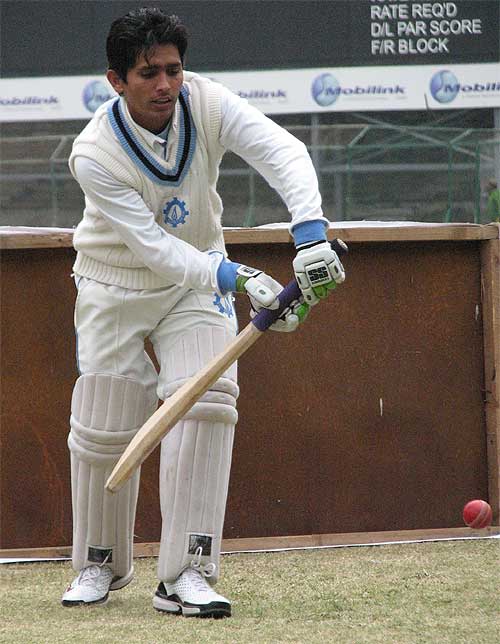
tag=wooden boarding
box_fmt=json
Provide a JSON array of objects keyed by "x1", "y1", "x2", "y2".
[
  {"x1": 1, "y1": 527, "x2": 499, "y2": 561},
  {"x1": 1, "y1": 222, "x2": 499, "y2": 249},
  {"x1": 1, "y1": 224, "x2": 499, "y2": 552},
  {"x1": 481, "y1": 237, "x2": 500, "y2": 518}
]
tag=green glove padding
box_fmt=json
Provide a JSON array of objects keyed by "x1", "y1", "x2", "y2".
[
  {"x1": 235, "y1": 274, "x2": 250, "y2": 292},
  {"x1": 312, "y1": 280, "x2": 337, "y2": 300}
]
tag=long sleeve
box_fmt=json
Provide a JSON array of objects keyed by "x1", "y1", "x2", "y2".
[{"x1": 219, "y1": 85, "x2": 329, "y2": 233}]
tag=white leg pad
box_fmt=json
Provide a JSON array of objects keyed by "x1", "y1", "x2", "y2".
[
  {"x1": 68, "y1": 373, "x2": 156, "y2": 580},
  {"x1": 158, "y1": 327, "x2": 239, "y2": 584}
]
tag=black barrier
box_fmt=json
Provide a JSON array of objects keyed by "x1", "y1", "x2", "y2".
[{"x1": 1, "y1": 1, "x2": 499, "y2": 78}]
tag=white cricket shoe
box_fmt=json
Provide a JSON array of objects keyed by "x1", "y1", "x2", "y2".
[
  {"x1": 61, "y1": 564, "x2": 133, "y2": 606},
  {"x1": 153, "y1": 568, "x2": 231, "y2": 618}
]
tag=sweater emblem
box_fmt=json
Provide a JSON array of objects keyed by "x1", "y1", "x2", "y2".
[
  {"x1": 213, "y1": 293, "x2": 235, "y2": 318},
  {"x1": 107, "y1": 86, "x2": 197, "y2": 187},
  {"x1": 163, "y1": 197, "x2": 189, "y2": 228}
]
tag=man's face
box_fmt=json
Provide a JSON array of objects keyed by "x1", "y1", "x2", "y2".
[{"x1": 107, "y1": 43, "x2": 183, "y2": 133}]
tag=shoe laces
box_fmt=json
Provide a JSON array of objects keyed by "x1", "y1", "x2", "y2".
[
  {"x1": 182, "y1": 567, "x2": 215, "y2": 594},
  {"x1": 75, "y1": 554, "x2": 112, "y2": 587},
  {"x1": 189, "y1": 546, "x2": 216, "y2": 579},
  {"x1": 76, "y1": 565, "x2": 105, "y2": 586}
]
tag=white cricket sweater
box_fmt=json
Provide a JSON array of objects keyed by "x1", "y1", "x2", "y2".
[{"x1": 69, "y1": 71, "x2": 327, "y2": 291}]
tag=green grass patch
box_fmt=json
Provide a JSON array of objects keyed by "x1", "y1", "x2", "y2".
[{"x1": 1, "y1": 539, "x2": 498, "y2": 643}]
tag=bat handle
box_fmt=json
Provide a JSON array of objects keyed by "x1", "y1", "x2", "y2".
[
  {"x1": 251, "y1": 280, "x2": 301, "y2": 331},
  {"x1": 251, "y1": 238, "x2": 348, "y2": 332}
]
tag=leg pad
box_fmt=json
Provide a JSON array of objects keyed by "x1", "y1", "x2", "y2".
[
  {"x1": 157, "y1": 327, "x2": 239, "y2": 584},
  {"x1": 68, "y1": 373, "x2": 156, "y2": 579}
]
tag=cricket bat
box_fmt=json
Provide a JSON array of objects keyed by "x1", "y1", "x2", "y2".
[{"x1": 105, "y1": 240, "x2": 346, "y2": 493}]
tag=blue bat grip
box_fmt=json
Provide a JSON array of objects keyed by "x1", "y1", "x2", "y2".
[{"x1": 251, "y1": 280, "x2": 302, "y2": 332}]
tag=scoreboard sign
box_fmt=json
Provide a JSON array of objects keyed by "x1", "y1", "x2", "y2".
[{"x1": 363, "y1": 0, "x2": 499, "y2": 64}]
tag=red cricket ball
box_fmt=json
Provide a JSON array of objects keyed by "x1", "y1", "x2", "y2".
[{"x1": 462, "y1": 499, "x2": 493, "y2": 529}]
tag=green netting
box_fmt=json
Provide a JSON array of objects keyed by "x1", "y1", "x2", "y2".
[{"x1": 1, "y1": 125, "x2": 499, "y2": 227}]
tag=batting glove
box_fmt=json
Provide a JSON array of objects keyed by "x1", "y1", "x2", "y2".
[
  {"x1": 250, "y1": 295, "x2": 310, "y2": 332},
  {"x1": 217, "y1": 260, "x2": 309, "y2": 332},
  {"x1": 217, "y1": 259, "x2": 280, "y2": 305},
  {"x1": 237, "y1": 266, "x2": 311, "y2": 332},
  {"x1": 293, "y1": 240, "x2": 345, "y2": 306}
]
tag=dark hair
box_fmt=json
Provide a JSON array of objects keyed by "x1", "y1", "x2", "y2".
[{"x1": 106, "y1": 7, "x2": 188, "y2": 80}]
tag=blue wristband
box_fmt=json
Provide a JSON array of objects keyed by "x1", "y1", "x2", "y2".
[
  {"x1": 292, "y1": 220, "x2": 328, "y2": 248},
  {"x1": 216, "y1": 260, "x2": 240, "y2": 294}
]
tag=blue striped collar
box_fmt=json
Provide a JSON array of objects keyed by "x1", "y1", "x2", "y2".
[{"x1": 107, "y1": 85, "x2": 196, "y2": 187}]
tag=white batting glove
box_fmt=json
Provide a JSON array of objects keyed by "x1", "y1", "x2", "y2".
[
  {"x1": 249, "y1": 296, "x2": 310, "y2": 332},
  {"x1": 235, "y1": 265, "x2": 281, "y2": 309},
  {"x1": 292, "y1": 241, "x2": 346, "y2": 306},
  {"x1": 236, "y1": 266, "x2": 310, "y2": 332}
]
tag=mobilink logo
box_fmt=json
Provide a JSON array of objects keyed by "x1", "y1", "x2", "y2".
[
  {"x1": 311, "y1": 73, "x2": 340, "y2": 106},
  {"x1": 430, "y1": 70, "x2": 500, "y2": 104},
  {"x1": 312, "y1": 73, "x2": 405, "y2": 107},
  {"x1": 238, "y1": 89, "x2": 287, "y2": 102},
  {"x1": 82, "y1": 80, "x2": 114, "y2": 113},
  {"x1": 0, "y1": 95, "x2": 59, "y2": 106},
  {"x1": 429, "y1": 70, "x2": 459, "y2": 103}
]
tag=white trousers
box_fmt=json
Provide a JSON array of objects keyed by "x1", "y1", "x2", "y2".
[
  {"x1": 72, "y1": 276, "x2": 238, "y2": 581},
  {"x1": 74, "y1": 277, "x2": 238, "y2": 402}
]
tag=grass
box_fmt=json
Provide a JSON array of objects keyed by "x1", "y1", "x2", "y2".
[{"x1": 0, "y1": 539, "x2": 499, "y2": 644}]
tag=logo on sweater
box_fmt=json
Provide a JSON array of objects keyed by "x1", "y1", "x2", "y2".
[
  {"x1": 163, "y1": 197, "x2": 189, "y2": 227},
  {"x1": 213, "y1": 294, "x2": 235, "y2": 318}
]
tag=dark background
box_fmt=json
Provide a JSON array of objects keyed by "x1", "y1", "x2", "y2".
[{"x1": 1, "y1": 0, "x2": 499, "y2": 78}]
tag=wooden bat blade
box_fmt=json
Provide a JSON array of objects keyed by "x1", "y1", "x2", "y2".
[{"x1": 105, "y1": 322, "x2": 263, "y2": 493}]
